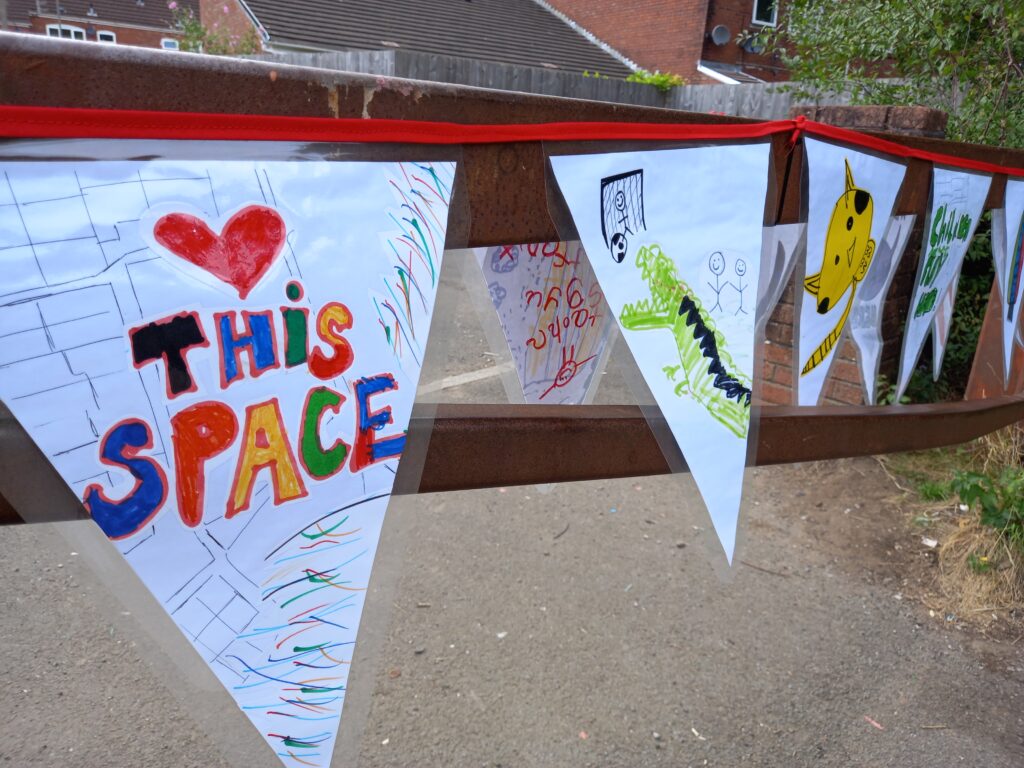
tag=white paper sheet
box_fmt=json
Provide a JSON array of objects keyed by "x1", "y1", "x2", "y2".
[
  {"x1": 472, "y1": 241, "x2": 615, "y2": 404},
  {"x1": 797, "y1": 139, "x2": 906, "y2": 405},
  {"x1": 550, "y1": 143, "x2": 770, "y2": 562},
  {"x1": 0, "y1": 155, "x2": 455, "y2": 768},
  {"x1": 992, "y1": 180, "x2": 1024, "y2": 386},
  {"x1": 897, "y1": 167, "x2": 991, "y2": 398},
  {"x1": 756, "y1": 223, "x2": 806, "y2": 333},
  {"x1": 847, "y1": 215, "x2": 916, "y2": 403},
  {"x1": 931, "y1": 270, "x2": 962, "y2": 380}
]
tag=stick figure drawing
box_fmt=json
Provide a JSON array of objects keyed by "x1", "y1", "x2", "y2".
[
  {"x1": 707, "y1": 250, "x2": 726, "y2": 312},
  {"x1": 732, "y1": 258, "x2": 748, "y2": 315}
]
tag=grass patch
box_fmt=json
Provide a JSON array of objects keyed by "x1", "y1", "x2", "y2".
[
  {"x1": 938, "y1": 517, "x2": 1024, "y2": 620},
  {"x1": 917, "y1": 479, "x2": 952, "y2": 501},
  {"x1": 881, "y1": 424, "x2": 1024, "y2": 630}
]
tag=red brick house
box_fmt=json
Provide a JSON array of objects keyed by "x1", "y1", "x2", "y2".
[
  {"x1": 542, "y1": 0, "x2": 788, "y2": 83},
  {"x1": 2, "y1": 0, "x2": 638, "y2": 76},
  {"x1": 2, "y1": 1, "x2": 784, "y2": 82},
  {"x1": 1, "y1": 0, "x2": 263, "y2": 52}
]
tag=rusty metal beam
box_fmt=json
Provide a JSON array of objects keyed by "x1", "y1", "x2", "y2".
[
  {"x1": 4, "y1": 395, "x2": 1024, "y2": 524},
  {"x1": 407, "y1": 397, "x2": 1024, "y2": 493},
  {"x1": 966, "y1": 283, "x2": 1024, "y2": 399}
]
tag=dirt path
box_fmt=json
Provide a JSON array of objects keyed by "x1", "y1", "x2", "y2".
[
  {"x1": 2, "y1": 458, "x2": 1021, "y2": 767},
  {"x1": 351, "y1": 459, "x2": 1024, "y2": 767}
]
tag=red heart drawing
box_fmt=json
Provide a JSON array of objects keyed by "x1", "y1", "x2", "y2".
[{"x1": 153, "y1": 205, "x2": 286, "y2": 300}]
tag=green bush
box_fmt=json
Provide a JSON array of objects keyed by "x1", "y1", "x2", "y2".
[
  {"x1": 626, "y1": 70, "x2": 686, "y2": 93},
  {"x1": 952, "y1": 467, "x2": 1024, "y2": 551}
]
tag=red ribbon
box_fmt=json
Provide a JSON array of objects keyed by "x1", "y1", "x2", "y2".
[{"x1": 0, "y1": 105, "x2": 1021, "y2": 178}]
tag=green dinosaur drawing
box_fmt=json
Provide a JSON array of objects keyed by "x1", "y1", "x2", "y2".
[{"x1": 620, "y1": 244, "x2": 752, "y2": 439}]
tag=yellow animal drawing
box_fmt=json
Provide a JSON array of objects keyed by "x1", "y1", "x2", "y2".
[{"x1": 801, "y1": 159, "x2": 876, "y2": 375}]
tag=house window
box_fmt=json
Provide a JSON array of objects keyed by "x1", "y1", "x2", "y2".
[
  {"x1": 752, "y1": 0, "x2": 777, "y2": 26},
  {"x1": 97, "y1": 30, "x2": 117, "y2": 43},
  {"x1": 160, "y1": 38, "x2": 180, "y2": 50},
  {"x1": 46, "y1": 23, "x2": 86, "y2": 40}
]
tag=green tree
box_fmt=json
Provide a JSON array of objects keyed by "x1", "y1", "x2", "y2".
[
  {"x1": 168, "y1": 2, "x2": 262, "y2": 56},
  {"x1": 767, "y1": 0, "x2": 1024, "y2": 148}
]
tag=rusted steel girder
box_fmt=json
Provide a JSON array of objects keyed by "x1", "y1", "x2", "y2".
[
  {"x1": 4, "y1": 396, "x2": 1024, "y2": 524},
  {"x1": 2, "y1": 35, "x2": 1024, "y2": 526}
]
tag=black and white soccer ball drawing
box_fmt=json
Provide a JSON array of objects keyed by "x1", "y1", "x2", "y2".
[{"x1": 610, "y1": 232, "x2": 628, "y2": 263}]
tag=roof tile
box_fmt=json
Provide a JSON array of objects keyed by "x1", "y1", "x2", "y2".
[{"x1": 244, "y1": 0, "x2": 632, "y2": 77}]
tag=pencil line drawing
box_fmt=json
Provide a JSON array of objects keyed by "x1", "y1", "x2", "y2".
[{"x1": 600, "y1": 170, "x2": 645, "y2": 263}]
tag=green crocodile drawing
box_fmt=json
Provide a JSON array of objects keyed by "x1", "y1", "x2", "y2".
[{"x1": 620, "y1": 244, "x2": 752, "y2": 439}]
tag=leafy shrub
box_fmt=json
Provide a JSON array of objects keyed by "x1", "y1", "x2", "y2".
[
  {"x1": 626, "y1": 70, "x2": 686, "y2": 93},
  {"x1": 875, "y1": 374, "x2": 910, "y2": 405},
  {"x1": 952, "y1": 467, "x2": 1024, "y2": 551}
]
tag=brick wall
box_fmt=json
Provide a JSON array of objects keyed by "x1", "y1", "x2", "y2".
[
  {"x1": 702, "y1": 0, "x2": 788, "y2": 81},
  {"x1": 543, "y1": 0, "x2": 714, "y2": 82},
  {"x1": 759, "y1": 105, "x2": 949, "y2": 405},
  {"x1": 30, "y1": 17, "x2": 180, "y2": 48}
]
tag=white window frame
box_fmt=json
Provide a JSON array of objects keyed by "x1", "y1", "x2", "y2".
[
  {"x1": 96, "y1": 30, "x2": 117, "y2": 43},
  {"x1": 751, "y1": 0, "x2": 778, "y2": 27},
  {"x1": 160, "y1": 38, "x2": 180, "y2": 50},
  {"x1": 46, "y1": 23, "x2": 86, "y2": 40}
]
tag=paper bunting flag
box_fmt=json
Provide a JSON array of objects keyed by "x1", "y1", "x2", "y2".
[
  {"x1": 847, "y1": 215, "x2": 916, "y2": 404},
  {"x1": 797, "y1": 139, "x2": 906, "y2": 406},
  {"x1": 756, "y1": 223, "x2": 806, "y2": 332},
  {"x1": 992, "y1": 179, "x2": 1024, "y2": 386},
  {"x1": 550, "y1": 143, "x2": 770, "y2": 562},
  {"x1": 0, "y1": 153, "x2": 455, "y2": 767},
  {"x1": 897, "y1": 167, "x2": 992, "y2": 398},
  {"x1": 473, "y1": 241, "x2": 615, "y2": 404},
  {"x1": 931, "y1": 272, "x2": 962, "y2": 379}
]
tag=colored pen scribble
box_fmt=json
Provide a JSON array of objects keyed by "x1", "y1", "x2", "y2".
[
  {"x1": 376, "y1": 162, "x2": 454, "y2": 365},
  {"x1": 509, "y1": 242, "x2": 608, "y2": 403},
  {"x1": 225, "y1": 494, "x2": 388, "y2": 767}
]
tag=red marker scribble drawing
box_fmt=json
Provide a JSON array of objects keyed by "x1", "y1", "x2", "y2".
[
  {"x1": 539, "y1": 344, "x2": 596, "y2": 400},
  {"x1": 153, "y1": 204, "x2": 286, "y2": 299}
]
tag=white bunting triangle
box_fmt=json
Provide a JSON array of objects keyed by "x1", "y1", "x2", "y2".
[
  {"x1": 550, "y1": 143, "x2": 771, "y2": 563},
  {"x1": 897, "y1": 167, "x2": 992, "y2": 399},
  {"x1": 847, "y1": 214, "x2": 916, "y2": 404},
  {"x1": 473, "y1": 241, "x2": 616, "y2": 404},
  {"x1": 797, "y1": 139, "x2": 906, "y2": 405},
  {"x1": 0, "y1": 154, "x2": 455, "y2": 768},
  {"x1": 931, "y1": 268, "x2": 963, "y2": 380},
  {"x1": 756, "y1": 222, "x2": 807, "y2": 332},
  {"x1": 992, "y1": 179, "x2": 1024, "y2": 387}
]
